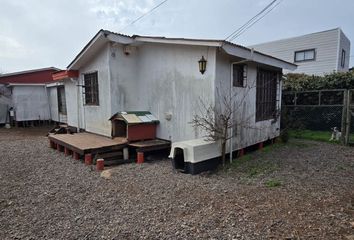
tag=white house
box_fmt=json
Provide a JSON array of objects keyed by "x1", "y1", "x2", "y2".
[
  {"x1": 250, "y1": 28, "x2": 351, "y2": 76},
  {"x1": 0, "y1": 67, "x2": 64, "y2": 125},
  {"x1": 53, "y1": 30, "x2": 296, "y2": 154}
]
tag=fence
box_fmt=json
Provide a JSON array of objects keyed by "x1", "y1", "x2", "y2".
[{"x1": 282, "y1": 89, "x2": 354, "y2": 145}]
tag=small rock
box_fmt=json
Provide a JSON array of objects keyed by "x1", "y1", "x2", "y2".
[{"x1": 100, "y1": 169, "x2": 113, "y2": 180}]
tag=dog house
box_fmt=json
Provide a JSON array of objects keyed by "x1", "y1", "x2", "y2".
[
  {"x1": 169, "y1": 138, "x2": 220, "y2": 175},
  {"x1": 109, "y1": 111, "x2": 159, "y2": 142}
]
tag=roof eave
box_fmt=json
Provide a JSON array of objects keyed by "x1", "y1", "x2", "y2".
[
  {"x1": 222, "y1": 43, "x2": 297, "y2": 71},
  {"x1": 67, "y1": 30, "x2": 134, "y2": 70}
]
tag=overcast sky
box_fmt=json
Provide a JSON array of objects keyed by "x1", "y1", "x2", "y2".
[{"x1": 0, "y1": 0, "x2": 353, "y2": 73}]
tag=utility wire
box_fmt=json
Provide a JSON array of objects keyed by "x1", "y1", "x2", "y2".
[
  {"x1": 229, "y1": 0, "x2": 283, "y2": 42},
  {"x1": 118, "y1": 0, "x2": 170, "y2": 32},
  {"x1": 225, "y1": 0, "x2": 277, "y2": 41}
]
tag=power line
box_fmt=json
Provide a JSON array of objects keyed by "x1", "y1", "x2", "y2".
[
  {"x1": 225, "y1": 0, "x2": 277, "y2": 41},
  {"x1": 225, "y1": 0, "x2": 284, "y2": 42},
  {"x1": 118, "y1": 0, "x2": 170, "y2": 32},
  {"x1": 229, "y1": 0, "x2": 283, "y2": 42}
]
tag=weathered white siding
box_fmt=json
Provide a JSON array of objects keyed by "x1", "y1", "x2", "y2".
[
  {"x1": 65, "y1": 44, "x2": 112, "y2": 136},
  {"x1": 109, "y1": 42, "x2": 216, "y2": 142},
  {"x1": 337, "y1": 29, "x2": 351, "y2": 72},
  {"x1": 0, "y1": 84, "x2": 11, "y2": 123},
  {"x1": 250, "y1": 28, "x2": 349, "y2": 76},
  {"x1": 47, "y1": 86, "x2": 59, "y2": 122},
  {"x1": 12, "y1": 86, "x2": 51, "y2": 121},
  {"x1": 215, "y1": 50, "x2": 281, "y2": 151}
]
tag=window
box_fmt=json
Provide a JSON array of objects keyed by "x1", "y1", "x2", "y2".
[
  {"x1": 84, "y1": 72, "x2": 99, "y2": 105},
  {"x1": 232, "y1": 64, "x2": 247, "y2": 87},
  {"x1": 294, "y1": 49, "x2": 316, "y2": 62},
  {"x1": 341, "y1": 49, "x2": 346, "y2": 68},
  {"x1": 256, "y1": 68, "x2": 278, "y2": 122}
]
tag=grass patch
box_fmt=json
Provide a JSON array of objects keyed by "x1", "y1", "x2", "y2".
[
  {"x1": 289, "y1": 129, "x2": 337, "y2": 142},
  {"x1": 265, "y1": 179, "x2": 282, "y2": 188},
  {"x1": 229, "y1": 150, "x2": 279, "y2": 178}
]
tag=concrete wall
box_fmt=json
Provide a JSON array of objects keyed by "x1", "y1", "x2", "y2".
[
  {"x1": 250, "y1": 28, "x2": 347, "y2": 76},
  {"x1": 12, "y1": 85, "x2": 51, "y2": 121},
  {"x1": 215, "y1": 50, "x2": 281, "y2": 151},
  {"x1": 109, "y1": 42, "x2": 216, "y2": 142}
]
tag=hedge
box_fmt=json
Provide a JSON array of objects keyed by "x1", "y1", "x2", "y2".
[{"x1": 283, "y1": 71, "x2": 354, "y2": 91}]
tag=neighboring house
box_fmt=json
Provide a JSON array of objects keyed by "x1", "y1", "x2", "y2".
[
  {"x1": 0, "y1": 67, "x2": 66, "y2": 125},
  {"x1": 53, "y1": 29, "x2": 296, "y2": 152},
  {"x1": 250, "y1": 28, "x2": 351, "y2": 76}
]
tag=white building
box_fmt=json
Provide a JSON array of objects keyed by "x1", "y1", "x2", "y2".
[
  {"x1": 250, "y1": 28, "x2": 351, "y2": 76},
  {"x1": 0, "y1": 67, "x2": 64, "y2": 125},
  {"x1": 53, "y1": 30, "x2": 296, "y2": 152}
]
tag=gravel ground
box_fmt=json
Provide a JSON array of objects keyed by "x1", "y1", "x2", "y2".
[{"x1": 0, "y1": 127, "x2": 353, "y2": 239}]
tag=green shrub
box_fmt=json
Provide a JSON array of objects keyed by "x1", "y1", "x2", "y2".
[{"x1": 283, "y1": 71, "x2": 354, "y2": 91}]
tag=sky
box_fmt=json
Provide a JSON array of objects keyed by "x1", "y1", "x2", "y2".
[{"x1": 0, "y1": 0, "x2": 353, "y2": 73}]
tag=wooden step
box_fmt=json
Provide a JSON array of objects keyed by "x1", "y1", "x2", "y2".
[{"x1": 96, "y1": 151, "x2": 123, "y2": 159}]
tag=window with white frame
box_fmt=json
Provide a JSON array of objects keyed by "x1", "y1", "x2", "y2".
[
  {"x1": 232, "y1": 64, "x2": 247, "y2": 87},
  {"x1": 294, "y1": 49, "x2": 316, "y2": 62}
]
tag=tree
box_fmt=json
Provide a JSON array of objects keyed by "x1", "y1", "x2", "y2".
[
  {"x1": 190, "y1": 89, "x2": 235, "y2": 167},
  {"x1": 191, "y1": 73, "x2": 281, "y2": 167}
]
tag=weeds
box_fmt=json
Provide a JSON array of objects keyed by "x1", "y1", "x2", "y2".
[{"x1": 265, "y1": 179, "x2": 282, "y2": 188}]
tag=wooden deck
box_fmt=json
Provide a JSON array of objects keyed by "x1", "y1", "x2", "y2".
[{"x1": 48, "y1": 133, "x2": 128, "y2": 155}]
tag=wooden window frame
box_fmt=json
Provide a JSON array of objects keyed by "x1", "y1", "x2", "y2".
[
  {"x1": 84, "y1": 71, "x2": 99, "y2": 106},
  {"x1": 232, "y1": 64, "x2": 247, "y2": 88},
  {"x1": 341, "y1": 49, "x2": 346, "y2": 68},
  {"x1": 256, "y1": 68, "x2": 279, "y2": 122},
  {"x1": 294, "y1": 49, "x2": 316, "y2": 62}
]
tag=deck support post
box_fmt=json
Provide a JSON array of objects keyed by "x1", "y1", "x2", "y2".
[
  {"x1": 85, "y1": 154, "x2": 93, "y2": 165},
  {"x1": 56, "y1": 144, "x2": 63, "y2": 152},
  {"x1": 137, "y1": 152, "x2": 144, "y2": 164},
  {"x1": 258, "y1": 142, "x2": 264, "y2": 150},
  {"x1": 49, "y1": 140, "x2": 55, "y2": 149},
  {"x1": 238, "y1": 148, "x2": 244, "y2": 157},
  {"x1": 73, "y1": 152, "x2": 80, "y2": 160},
  {"x1": 64, "y1": 148, "x2": 71, "y2": 157},
  {"x1": 96, "y1": 159, "x2": 104, "y2": 171}
]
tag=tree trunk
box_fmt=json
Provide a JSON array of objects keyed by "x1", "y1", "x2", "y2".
[{"x1": 221, "y1": 141, "x2": 226, "y2": 167}]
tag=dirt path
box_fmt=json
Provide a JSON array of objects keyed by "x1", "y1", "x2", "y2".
[{"x1": 0, "y1": 128, "x2": 353, "y2": 239}]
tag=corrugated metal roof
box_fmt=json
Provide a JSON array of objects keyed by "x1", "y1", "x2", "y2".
[{"x1": 110, "y1": 111, "x2": 159, "y2": 124}]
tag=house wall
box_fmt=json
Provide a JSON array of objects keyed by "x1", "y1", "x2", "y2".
[
  {"x1": 11, "y1": 85, "x2": 51, "y2": 121},
  {"x1": 215, "y1": 50, "x2": 281, "y2": 151},
  {"x1": 250, "y1": 28, "x2": 345, "y2": 76},
  {"x1": 109, "y1": 42, "x2": 216, "y2": 142},
  {"x1": 47, "y1": 86, "x2": 59, "y2": 122},
  {"x1": 337, "y1": 29, "x2": 351, "y2": 72},
  {"x1": 65, "y1": 44, "x2": 112, "y2": 136},
  {"x1": 0, "y1": 84, "x2": 11, "y2": 124}
]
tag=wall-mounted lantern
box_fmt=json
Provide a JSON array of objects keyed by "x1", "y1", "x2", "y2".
[{"x1": 198, "y1": 56, "x2": 207, "y2": 74}]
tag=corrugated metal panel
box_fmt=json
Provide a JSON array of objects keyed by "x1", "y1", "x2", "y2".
[
  {"x1": 122, "y1": 114, "x2": 142, "y2": 123},
  {"x1": 146, "y1": 114, "x2": 158, "y2": 121},
  {"x1": 138, "y1": 115, "x2": 151, "y2": 122}
]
